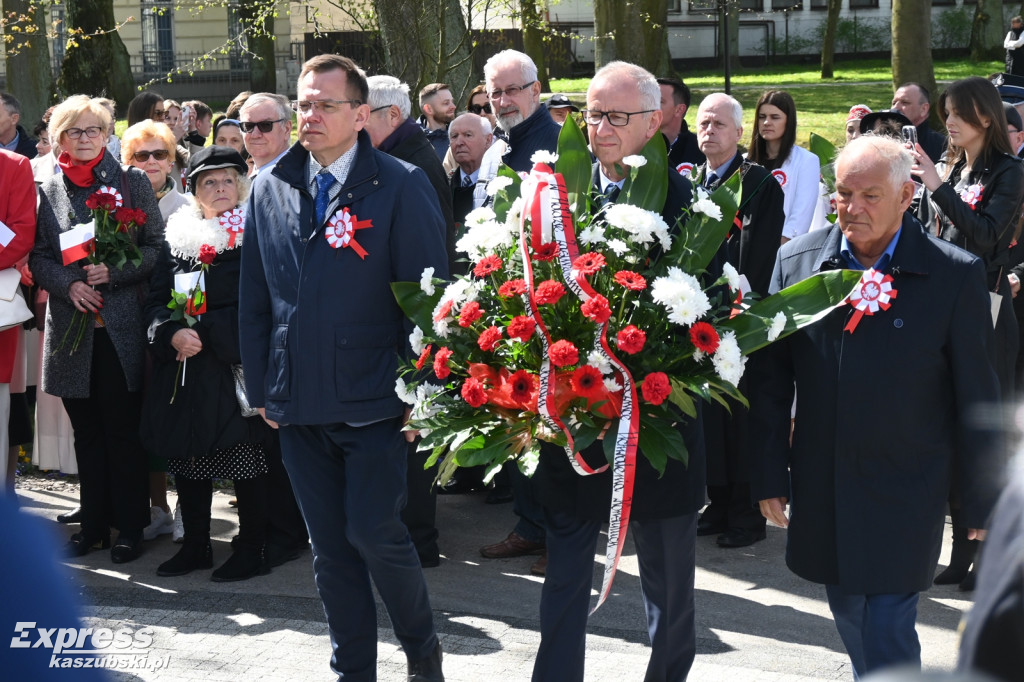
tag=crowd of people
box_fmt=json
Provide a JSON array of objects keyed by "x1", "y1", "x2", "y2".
[{"x1": 1, "y1": 43, "x2": 1022, "y2": 682}]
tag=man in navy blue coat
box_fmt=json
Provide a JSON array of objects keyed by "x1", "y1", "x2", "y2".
[
  {"x1": 749, "y1": 135, "x2": 1002, "y2": 678},
  {"x1": 239, "y1": 54, "x2": 448, "y2": 681}
]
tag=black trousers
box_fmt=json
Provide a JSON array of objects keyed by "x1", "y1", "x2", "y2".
[
  {"x1": 263, "y1": 432, "x2": 308, "y2": 550},
  {"x1": 62, "y1": 329, "x2": 149, "y2": 540},
  {"x1": 401, "y1": 439, "x2": 438, "y2": 562},
  {"x1": 176, "y1": 473, "x2": 268, "y2": 547}
]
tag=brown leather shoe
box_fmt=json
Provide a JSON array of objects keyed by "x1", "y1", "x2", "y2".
[
  {"x1": 479, "y1": 532, "x2": 545, "y2": 558},
  {"x1": 530, "y1": 552, "x2": 547, "y2": 577}
]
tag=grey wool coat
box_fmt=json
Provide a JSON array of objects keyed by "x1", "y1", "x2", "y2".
[{"x1": 30, "y1": 151, "x2": 165, "y2": 398}]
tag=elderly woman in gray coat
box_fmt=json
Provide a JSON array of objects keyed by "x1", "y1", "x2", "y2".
[{"x1": 30, "y1": 95, "x2": 165, "y2": 564}]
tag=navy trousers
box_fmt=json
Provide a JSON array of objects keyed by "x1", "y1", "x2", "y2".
[
  {"x1": 280, "y1": 418, "x2": 438, "y2": 681},
  {"x1": 825, "y1": 586, "x2": 921, "y2": 680},
  {"x1": 533, "y1": 508, "x2": 697, "y2": 682}
]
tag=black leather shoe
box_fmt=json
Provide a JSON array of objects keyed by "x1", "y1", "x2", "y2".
[
  {"x1": 111, "y1": 534, "x2": 143, "y2": 564},
  {"x1": 959, "y1": 567, "x2": 977, "y2": 592},
  {"x1": 716, "y1": 527, "x2": 767, "y2": 548},
  {"x1": 697, "y1": 517, "x2": 728, "y2": 536},
  {"x1": 407, "y1": 642, "x2": 443, "y2": 681},
  {"x1": 211, "y1": 545, "x2": 270, "y2": 582},
  {"x1": 265, "y1": 542, "x2": 305, "y2": 568},
  {"x1": 57, "y1": 507, "x2": 83, "y2": 524},
  {"x1": 66, "y1": 532, "x2": 110, "y2": 558},
  {"x1": 157, "y1": 541, "x2": 214, "y2": 576}
]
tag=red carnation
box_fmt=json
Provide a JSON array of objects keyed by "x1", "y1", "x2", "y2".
[
  {"x1": 460, "y1": 377, "x2": 488, "y2": 408},
  {"x1": 477, "y1": 326, "x2": 503, "y2": 351},
  {"x1": 616, "y1": 325, "x2": 647, "y2": 354},
  {"x1": 130, "y1": 208, "x2": 147, "y2": 226},
  {"x1": 433, "y1": 346, "x2": 453, "y2": 380},
  {"x1": 499, "y1": 279, "x2": 528, "y2": 298},
  {"x1": 94, "y1": 194, "x2": 118, "y2": 212},
  {"x1": 533, "y1": 242, "x2": 559, "y2": 262},
  {"x1": 549, "y1": 339, "x2": 579, "y2": 367},
  {"x1": 581, "y1": 295, "x2": 611, "y2": 324},
  {"x1": 614, "y1": 270, "x2": 647, "y2": 291},
  {"x1": 641, "y1": 372, "x2": 672, "y2": 405},
  {"x1": 534, "y1": 280, "x2": 566, "y2": 305},
  {"x1": 433, "y1": 299, "x2": 454, "y2": 322},
  {"x1": 458, "y1": 301, "x2": 484, "y2": 327},
  {"x1": 573, "y1": 252, "x2": 606, "y2": 276},
  {"x1": 689, "y1": 322, "x2": 720, "y2": 354},
  {"x1": 473, "y1": 254, "x2": 503, "y2": 278},
  {"x1": 570, "y1": 365, "x2": 605, "y2": 399},
  {"x1": 114, "y1": 207, "x2": 134, "y2": 231},
  {"x1": 415, "y1": 344, "x2": 433, "y2": 370},
  {"x1": 508, "y1": 370, "x2": 537, "y2": 404},
  {"x1": 85, "y1": 195, "x2": 99, "y2": 210},
  {"x1": 507, "y1": 315, "x2": 537, "y2": 342},
  {"x1": 198, "y1": 244, "x2": 218, "y2": 265}
]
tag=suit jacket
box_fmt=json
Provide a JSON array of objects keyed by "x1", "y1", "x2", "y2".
[
  {"x1": 748, "y1": 216, "x2": 1003, "y2": 594},
  {"x1": 665, "y1": 123, "x2": 705, "y2": 175},
  {"x1": 532, "y1": 165, "x2": 707, "y2": 521},
  {"x1": 501, "y1": 105, "x2": 562, "y2": 174},
  {"x1": 449, "y1": 171, "x2": 476, "y2": 277}
]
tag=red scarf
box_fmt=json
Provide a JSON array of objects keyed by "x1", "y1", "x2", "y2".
[{"x1": 57, "y1": 149, "x2": 106, "y2": 187}]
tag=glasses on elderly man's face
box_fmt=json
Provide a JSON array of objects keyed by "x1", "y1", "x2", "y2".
[
  {"x1": 65, "y1": 126, "x2": 105, "y2": 140},
  {"x1": 487, "y1": 82, "x2": 535, "y2": 101},
  {"x1": 239, "y1": 119, "x2": 287, "y2": 133},
  {"x1": 581, "y1": 109, "x2": 656, "y2": 127},
  {"x1": 131, "y1": 149, "x2": 171, "y2": 162},
  {"x1": 469, "y1": 102, "x2": 492, "y2": 115}
]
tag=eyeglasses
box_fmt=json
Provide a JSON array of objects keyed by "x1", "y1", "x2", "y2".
[
  {"x1": 469, "y1": 102, "x2": 492, "y2": 115},
  {"x1": 152, "y1": 110, "x2": 166, "y2": 121},
  {"x1": 239, "y1": 119, "x2": 286, "y2": 133},
  {"x1": 65, "y1": 126, "x2": 105, "y2": 140},
  {"x1": 581, "y1": 109, "x2": 656, "y2": 127},
  {"x1": 131, "y1": 149, "x2": 171, "y2": 162},
  {"x1": 291, "y1": 99, "x2": 362, "y2": 115},
  {"x1": 369, "y1": 105, "x2": 391, "y2": 114},
  {"x1": 1010, "y1": 127, "x2": 1020, "y2": 134},
  {"x1": 487, "y1": 82, "x2": 535, "y2": 100}
]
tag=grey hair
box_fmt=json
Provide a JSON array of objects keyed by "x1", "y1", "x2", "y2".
[
  {"x1": 483, "y1": 49, "x2": 538, "y2": 86},
  {"x1": 240, "y1": 93, "x2": 292, "y2": 122},
  {"x1": 0, "y1": 92, "x2": 21, "y2": 116},
  {"x1": 836, "y1": 134, "x2": 913, "y2": 192},
  {"x1": 699, "y1": 93, "x2": 744, "y2": 129},
  {"x1": 450, "y1": 112, "x2": 492, "y2": 138},
  {"x1": 591, "y1": 61, "x2": 660, "y2": 112},
  {"x1": 195, "y1": 166, "x2": 252, "y2": 205},
  {"x1": 366, "y1": 75, "x2": 412, "y2": 120}
]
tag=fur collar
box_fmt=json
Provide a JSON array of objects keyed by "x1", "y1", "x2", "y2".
[{"x1": 163, "y1": 202, "x2": 245, "y2": 262}]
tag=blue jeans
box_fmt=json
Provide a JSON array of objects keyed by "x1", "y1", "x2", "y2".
[{"x1": 825, "y1": 585, "x2": 920, "y2": 680}]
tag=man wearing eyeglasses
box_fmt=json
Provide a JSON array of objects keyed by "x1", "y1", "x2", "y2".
[
  {"x1": 531, "y1": 60, "x2": 707, "y2": 682},
  {"x1": 483, "y1": 49, "x2": 561, "y2": 173},
  {"x1": 239, "y1": 93, "x2": 293, "y2": 176},
  {"x1": 239, "y1": 54, "x2": 447, "y2": 682}
]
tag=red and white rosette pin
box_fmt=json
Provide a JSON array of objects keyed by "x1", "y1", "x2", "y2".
[
  {"x1": 960, "y1": 183, "x2": 984, "y2": 211},
  {"x1": 96, "y1": 186, "x2": 124, "y2": 208},
  {"x1": 844, "y1": 268, "x2": 897, "y2": 333},
  {"x1": 219, "y1": 207, "x2": 246, "y2": 248},
  {"x1": 325, "y1": 208, "x2": 372, "y2": 259}
]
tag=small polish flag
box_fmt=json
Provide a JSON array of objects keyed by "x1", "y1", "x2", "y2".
[
  {"x1": 0, "y1": 220, "x2": 15, "y2": 250},
  {"x1": 60, "y1": 223, "x2": 96, "y2": 265}
]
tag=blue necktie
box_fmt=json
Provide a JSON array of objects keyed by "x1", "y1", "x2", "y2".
[
  {"x1": 705, "y1": 172, "x2": 719, "y2": 190},
  {"x1": 462, "y1": 174, "x2": 473, "y2": 187},
  {"x1": 314, "y1": 171, "x2": 336, "y2": 226}
]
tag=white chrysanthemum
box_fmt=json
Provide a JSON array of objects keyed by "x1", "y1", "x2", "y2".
[
  {"x1": 605, "y1": 238, "x2": 629, "y2": 257},
  {"x1": 712, "y1": 331, "x2": 746, "y2": 387},
  {"x1": 693, "y1": 349, "x2": 706, "y2": 363},
  {"x1": 411, "y1": 383, "x2": 445, "y2": 421},
  {"x1": 650, "y1": 267, "x2": 711, "y2": 326},
  {"x1": 530, "y1": 150, "x2": 559, "y2": 165},
  {"x1": 485, "y1": 176, "x2": 513, "y2": 196},
  {"x1": 653, "y1": 222, "x2": 673, "y2": 250},
  {"x1": 441, "y1": 279, "x2": 474, "y2": 305},
  {"x1": 623, "y1": 154, "x2": 647, "y2": 168},
  {"x1": 691, "y1": 193, "x2": 723, "y2": 221},
  {"x1": 409, "y1": 326, "x2": 425, "y2": 355},
  {"x1": 579, "y1": 223, "x2": 606, "y2": 245},
  {"x1": 465, "y1": 206, "x2": 497, "y2": 227},
  {"x1": 455, "y1": 214, "x2": 514, "y2": 260},
  {"x1": 419, "y1": 267, "x2": 435, "y2": 295},
  {"x1": 395, "y1": 378, "x2": 416, "y2": 405},
  {"x1": 767, "y1": 311, "x2": 787, "y2": 342},
  {"x1": 604, "y1": 204, "x2": 659, "y2": 244},
  {"x1": 722, "y1": 262, "x2": 742, "y2": 291},
  {"x1": 604, "y1": 377, "x2": 622, "y2": 392},
  {"x1": 587, "y1": 350, "x2": 612, "y2": 375},
  {"x1": 432, "y1": 318, "x2": 450, "y2": 338},
  {"x1": 505, "y1": 197, "x2": 525, "y2": 231}
]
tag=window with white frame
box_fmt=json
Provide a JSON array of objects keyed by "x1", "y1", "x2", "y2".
[{"x1": 141, "y1": 0, "x2": 175, "y2": 77}]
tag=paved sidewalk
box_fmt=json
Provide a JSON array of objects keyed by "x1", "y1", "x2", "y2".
[{"x1": 14, "y1": 484, "x2": 972, "y2": 681}]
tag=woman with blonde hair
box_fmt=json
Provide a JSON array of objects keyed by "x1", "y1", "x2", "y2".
[{"x1": 123, "y1": 120, "x2": 190, "y2": 221}]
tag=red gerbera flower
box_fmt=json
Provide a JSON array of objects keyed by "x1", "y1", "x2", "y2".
[
  {"x1": 458, "y1": 301, "x2": 484, "y2": 327},
  {"x1": 433, "y1": 299, "x2": 454, "y2": 322},
  {"x1": 498, "y1": 279, "x2": 528, "y2": 298},
  {"x1": 508, "y1": 370, "x2": 537, "y2": 404},
  {"x1": 689, "y1": 322, "x2": 720, "y2": 354},
  {"x1": 433, "y1": 346, "x2": 453, "y2": 380},
  {"x1": 641, "y1": 372, "x2": 672, "y2": 405},
  {"x1": 570, "y1": 365, "x2": 605, "y2": 399},
  {"x1": 460, "y1": 377, "x2": 488, "y2": 408},
  {"x1": 581, "y1": 295, "x2": 611, "y2": 324},
  {"x1": 614, "y1": 270, "x2": 647, "y2": 291},
  {"x1": 573, "y1": 252, "x2": 607, "y2": 276},
  {"x1": 477, "y1": 326, "x2": 503, "y2": 351},
  {"x1": 534, "y1": 280, "x2": 566, "y2": 305},
  {"x1": 507, "y1": 315, "x2": 537, "y2": 342},
  {"x1": 533, "y1": 242, "x2": 559, "y2": 262},
  {"x1": 473, "y1": 254, "x2": 503, "y2": 278},
  {"x1": 616, "y1": 325, "x2": 647, "y2": 354},
  {"x1": 415, "y1": 344, "x2": 432, "y2": 370},
  {"x1": 549, "y1": 339, "x2": 579, "y2": 367}
]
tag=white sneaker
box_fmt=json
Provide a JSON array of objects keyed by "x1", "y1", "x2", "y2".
[
  {"x1": 172, "y1": 501, "x2": 185, "y2": 543},
  {"x1": 143, "y1": 506, "x2": 174, "y2": 541}
]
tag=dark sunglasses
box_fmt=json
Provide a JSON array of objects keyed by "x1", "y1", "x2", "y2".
[
  {"x1": 239, "y1": 119, "x2": 286, "y2": 133},
  {"x1": 131, "y1": 149, "x2": 171, "y2": 162},
  {"x1": 469, "y1": 103, "x2": 492, "y2": 115}
]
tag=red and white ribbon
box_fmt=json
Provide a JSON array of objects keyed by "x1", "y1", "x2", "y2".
[
  {"x1": 219, "y1": 207, "x2": 246, "y2": 248},
  {"x1": 519, "y1": 162, "x2": 638, "y2": 612},
  {"x1": 844, "y1": 268, "x2": 897, "y2": 333},
  {"x1": 95, "y1": 186, "x2": 124, "y2": 208},
  {"x1": 325, "y1": 208, "x2": 372, "y2": 259}
]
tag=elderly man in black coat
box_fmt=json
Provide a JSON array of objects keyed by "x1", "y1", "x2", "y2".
[{"x1": 748, "y1": 135, "x2": 1003, "y2": 678}]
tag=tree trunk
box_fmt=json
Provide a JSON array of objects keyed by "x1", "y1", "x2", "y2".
[
  {"x1": 238, "y1": 4, "x2": 276, "y2": 93},
  {"x1": 718, "y1": 0, "x2": 742, "y2": 72},
  {"x1": 970, "y1": 0, "x2": 1007, "y2": 61},
  {"x1": 820, "y1": 0, "x2": 842, "y2": 79},
  {"x1": 520, "y1": 1, "x2": 550, "y2": 91},
  {"x1": 57, "y1": 0, "x2": 135, "y2": 111},
  {"x1": 892, "y1": 0, "x2": 938, "y2": 126},
  {"x1": 594, "y1": 0, "x2": 616, "y2": 68},
  {"x1": 616, "y1": 0, "x2": 671, "y2": 77},
  {"x1": 3, "y1": 0, "x2": 54, "y2": 124}
]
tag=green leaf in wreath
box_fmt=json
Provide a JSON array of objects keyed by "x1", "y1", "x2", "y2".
[
  {"x1": 620, "y1": 133, "x2": 668, "y2": 213},
  {"x1": 555, "y1": 116, "x2": 593, "y2": 202},
  {"x1": 669, "y1": 171, "x2": 742, "y2": 275},
  {"x1": 392, "y1": 281, "x2": 444, "y2": 336}
]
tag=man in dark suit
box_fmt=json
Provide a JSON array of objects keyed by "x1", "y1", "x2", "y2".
[
  {"x1": 891, "y1": 83, "x2": 947, "y2": 163},
  {"x1": 448, "y1": 113, "x2": 493, "y2": 277},
  {"x1": 749, "y1": 135, "x2": 1002, "y2": 678},
  {"x1": 531, "y1": 60, "x2": 706, "y2": 682},
  {"x1": 693, "y1": 93, "x2": 786, "y2": 549},
  {"x1": 657, "y1": 77, "x2": 705, "y2": 176},
  {"x1": 239, "y1": 54, "x2": 447, "y2": 681}
]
